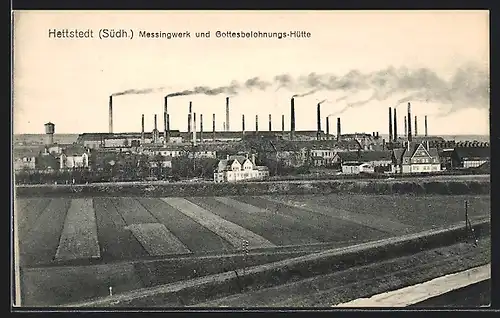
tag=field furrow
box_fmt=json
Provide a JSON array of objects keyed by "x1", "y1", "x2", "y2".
[
  {"x1": 265, "y1": 196, "x2": 412, "y2": 235},
  {"x1": 16, "y1": 198, "x2": 51, "y2": 241},
  {"x1": 20, "y1": 199, "x2": 71, "y2": 266},
  {"x1": 136, "y1": 198, "x2": 234, "y2": 253},
  {"x1": 161, "y1": 198, "x2": 276, "y2": 249},
  {"x1": 55, "y1": 199, "x2": 101, "y2": 261},
  {"x1": 109, "y1": 197, "x2": 157, "y2": 225},
  {"x1": 93, "y1": 198, "x2": 148, "y2": 260},
  {"x1": 237, "y1": 196, "x2": 388, "y2": 243},
  {"x1": 188, "y1": 197, "x2": 319, "y2": 246},
  {"x1": 125, "y1": 223, "x2": 191, "y2": 256}
]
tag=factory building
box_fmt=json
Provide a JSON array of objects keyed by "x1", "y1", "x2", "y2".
[
  {"x1": 214, "y1": 154, "x2": 269, "y2": 183},
  {"x1": 338, "y1": 151, "x2": 392, "y2": 174},
  {"x1": 60, "y1": 146, "x2": 90, "y2": 169},
  {"x1": 452, "y1": 146, "x2": 490, "y2": 169}
]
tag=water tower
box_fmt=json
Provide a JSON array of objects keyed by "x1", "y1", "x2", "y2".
[{"x1": 44, "y1": 122, "x2": 55, "y2": 145}]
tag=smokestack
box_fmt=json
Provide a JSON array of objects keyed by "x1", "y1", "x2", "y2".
[
  {"x1": 154, "y1": 114, "x2": 157, "y2": 130},
  {"x1": 425, "y1": 115, "x2": 428, "y2": 136},
  {"x1": 226, "y1": 97, "x2": 230, "y2": 132},
  {"x1": 388, "y1": 107, "x2": 393, "y2": 142},
  {"x1": 255, "y1": 115, "x2": 259, "y2": 132},
  {"x1": 108, "y1": 96, "x2": 113, "y2": 134},
  {"x1": 163, "y1": 112, "x2": 167, "y2": 144},
  {"x1": 153, "y1": 114, "x2": 158, "y2": 143},
  {"x1": 223, "y1": 122, "x2": 226, "y2": 131},
  {"x1": 141, "y1": 114, "x2": 145, "y2": 143},
  {"x1": 193, "y1": 112, "x2": 197, "y2": 145},
  {"x1": 166, "y1": 114, "x2": 170, "y2": 143},
  {"x1": 326, "y1": 117, "x2": 330, "y2": 137},
  {"x1": 337, "y1": 117, "x2": 341, "y2": 142},
  {"x1": 200, "y1": 114, "x2": 203, "y2": 142},
  {"x1": 188, "y1": 101, "x2": 192, "y2": 134},
  {"x1": 414, "y1": 116, "x2": 418, "y2": 136},
  {"x1": 242, "y1": 114, "x2": 246, "y2": 135},
  {"x1": 393, "y1": 108, "x2": 398, "y2": 142},
  {"x1": 407, "y1": 102, "x2": 412, "y2": 142},
  {"x1": 290, "y1": 98, "x2": 295, "y2": 140},
  {"x1": 404, "y1": 115, "x2": 407, "y2": 137},
  {"x1": 317, "y1": 103, "x2": 321, "y2": 140},
  {"x1": 282, "y1": 115, "x2": 285, "y2": 133},
  {"x1": 212, "y1": 114, "x2": 216, "y2": 141},
  {"x1": 268, "y1": 114, "x2": 272, "y2": 132}
]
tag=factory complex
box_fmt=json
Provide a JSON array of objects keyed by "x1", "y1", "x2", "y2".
[{"x1": 13, "y1": 95, "x2": 490, "y2": 183}]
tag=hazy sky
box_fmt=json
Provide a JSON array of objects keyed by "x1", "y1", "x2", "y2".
[{"x1": 13, "y1": 10, "x2": 489, "y2": 135}]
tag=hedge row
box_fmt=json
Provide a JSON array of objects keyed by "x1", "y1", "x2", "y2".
[{"x1": 16, "y1": 179, "x2": 490, "y2": 198}]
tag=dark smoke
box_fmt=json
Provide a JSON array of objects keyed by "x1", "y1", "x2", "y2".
[
  {"x1": 166, "y1": 81, "x2": 240, "y2": 98},
  {"x1": 111, "y1": 87, "x2": 166, "y2": 96},
  {"x1": 292, "y1": 90, "x2": 317, "y2": 98},
  {"x1": 318, "y1": 99, "x2": 327, "y2": 105}
]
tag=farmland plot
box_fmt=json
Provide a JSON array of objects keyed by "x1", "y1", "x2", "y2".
[
  {"x1": 125, "y1": 223, "x2": 191, "y2": 256},
  {"x1": 237, "y1": 196, "x2": 388, "y2": 243},
  {"x1": 264, "y1": 196, "x2": 413, "y2": 235},
  {"x1": 137, "y1": 198, "x2": 234, "y2": 253},
  {"x1": 20, "y1": 199, "x2": 71, "y2": 266},
  {"x1": 16, "y1": 198, "x2": 51, "y2": 241},
  {"x1": 109, "y1": 197, "x2": 157, "y2": 225},
  {"x1": 93, "y1": 198, "x2": 148, "y2": 261},
  {"x1": 188, "y1": 197, "x2": 319, "y2": 246},
  {"x1": 161, "y1": 198, "x2": 276, "y2": 249},
  {"x1": 55, "y1": 199, "x2": 100, "y2": 261},
  {"x1": 292, "y1": 195, "x2": 491, "y2": 230}
]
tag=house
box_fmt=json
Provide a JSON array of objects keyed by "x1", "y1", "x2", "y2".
[
  {"x1": 13, "y1": 148, "x2": 40, "y2": 171},
  {"x1": 60, "y1": 146, "x2": 90, "y2": 169},
  {"x1": 310, "y1": 148, "x2": 337, "y2": 167},
  {"x1": 341, "y1": 162, "x2": 375, "y2": 174},
  {"x1": 214, "y1": 154, "x2": 269, "y2": 182},
  {"x1": 392, "y1": 142, "x2": 441, "y2": 174},
  {"x1": 337, "y1": 150, "x2": 393, "y2": 174},
  {"x1": 452, "y1": 146, "x2": 490, "y2": 169}
]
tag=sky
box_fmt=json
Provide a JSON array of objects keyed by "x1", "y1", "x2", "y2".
[{"x1": 13, "y1": 10, "x2": 490, "y2": 135}]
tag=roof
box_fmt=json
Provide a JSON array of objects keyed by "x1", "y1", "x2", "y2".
[
  {"x1": 338, "y1": 150, "x2": 392, "y2": 163},
  {"x1": 13, "y1": 146, "x2": 46, "y2": 159},
  {"x1": 62, "y1": 145, "x2": 88, "y2": 156},
  {"x1": 454, "y1": 147, "x2": 490, "y2": 159},
  {"x1": 393, "y1": 142, "x2": 440, "y2": 163}
]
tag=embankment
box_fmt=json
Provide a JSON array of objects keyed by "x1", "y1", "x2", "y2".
[
  {"x1": 16, "y1": 179, "x2": 490, "y2": 198},
  {"x1": 70, "y1": 218, "x2": 490, "y2": 307}
]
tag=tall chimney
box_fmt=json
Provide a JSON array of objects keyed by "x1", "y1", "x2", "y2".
[
  {"x1": 226, "y1": 97, "x2": 230, "y2": 132},
  {"x1": 164, "y1": 96, "x2": 168, "y2": 143},
  {"x1": 414, "y1": 115, "x2": 418, "y2": 136},
  {"x1": 407, "y1": 102, "x2": 412, "y2": 142},
  {"x1": 154, "y1": 114, "x2": 158, "y2": 143},
  {"x1": 192, "y1": 112, "x2": 197, "y2": 145},
  {"x1": 290, "y1": 98, "x2": 295, "y2": 140},
  {"x1": 317, "y1": 103, "x2": 321, "y2": 140},
  {"x1": 242, "y1": 114, "x2": 246, "y2": 135},
  {"x1": 154, "y1": 114, "x2": 157, "y2": 130},
  {"x1": 388, "y1": 107, "x2": 393, "y2": 142},
  {"x1": 141, "y1": 114, "x2": 145, "y2": 143},
  {"x1": 255, "y1": 115, "x2": 259, "y2": 132},
  {"x1": 163, "y1": 112, "x2": 167, "y2": 144},
  {"x1": 404, "y1": 115, "x2": 407, "y2": 137},
  {"x1": 326, "y1": 117, "x2": 330, "y2": 137},
  {"x1": 282, "y1": 115, "x2": 285, "y2": 133},
  {"x1": 337, "y1": 117, "x2": 341, "y2": 142},
  {"x1": 166, "y1": 114, "x2": 170, "y2": 143},
  {"x1": 212, "y1": 114, "x2": 216, "y2": 141},
  {"x1": 268, "y1": 114, "x2": 272, "y2": 132},
  {"x1": 200, "y1": 114, "x2": 203, "y2": 142},
  {"x1": 393, "y1": 108, "x2": 398, "y2": 142},
  {"x1": 425, "y1": 115, "x2": 428, "y2": 136},
  {"x1": 108, "y1": 96, "x2": 113, "y2": 134},
  {"x1": 188, "y1": 101, "x2": 192, "y2": 134},
  {"x1": 223, "y1": 122, "x2": 226, "y2": 131}
]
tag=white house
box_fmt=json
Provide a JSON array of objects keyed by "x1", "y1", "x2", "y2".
[
  {"x1": 214, "y1": 154, "x2": 270, "y2": 183},
  {"x1": 392, "y1": 141, "x2": 441, "y2": 174},
  {"x1": 60, "y1": 146, "x2": 90, "y2": 169}
]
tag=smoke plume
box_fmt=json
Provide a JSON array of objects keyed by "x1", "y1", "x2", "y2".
[
  {"x1": 111, "y1": 87, "x2": 166, "y2": 96},
  {"x1": 318, "y1": 99, "x2": 327, "y2": 105},
  {"x1": 113, "y1": 63, "x2": 488, "y2": 117}
]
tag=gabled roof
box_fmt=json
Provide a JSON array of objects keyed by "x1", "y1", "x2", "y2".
[{"x1": 454, "y1": 147, "x2": 490, "y2": 159}]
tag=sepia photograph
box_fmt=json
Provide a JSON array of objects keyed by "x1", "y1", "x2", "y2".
[{"x1": 12, "y1": 10, "x2": 490, "y2": 308}]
